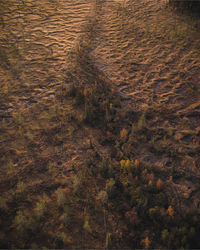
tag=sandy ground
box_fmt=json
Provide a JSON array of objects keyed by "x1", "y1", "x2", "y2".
[
  {"x1": 0, "y1": 0, "x2": 93, "y2": 108},
  {"x1": 89, "y1": 0, "x2": 200, "y2": 207},
  {"x1": 1, "y1": 0, "x2": 199, "y2": 130},
  {"x1": 0, "y1": 0, "x2": 200, "y2": 248}
]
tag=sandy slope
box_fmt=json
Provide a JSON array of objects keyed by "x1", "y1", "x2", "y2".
[
  {"x1": 1, "y1": 0, "x2": 199, "y2": 142},
  {"x1": 0, "y1": 0, "x2": 200, "y2": 247},
  {"x1": 90, "y1": 0, "x2": 200, "y2": 209},
  {"x1": 92, "y1": 0, "x2": 200, "y2": 111},
  {"x1": 0, "y1": 0, "x2": 93, "y2": 110}
]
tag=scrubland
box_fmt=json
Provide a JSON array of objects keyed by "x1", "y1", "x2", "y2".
[{"x1": 0, "y1": 0, "x2": 200, "y2": 248}]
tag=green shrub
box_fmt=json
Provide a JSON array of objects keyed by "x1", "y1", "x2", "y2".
[
  {"x1": 105, "y1": 232, "x2": 112, "y2": 249},
  {"x1": 35, "y1": 200, "x2": 46, "y2": 218},
  {"x1": 161, "y1": 229, "x2": 169, "y2": 242},
  {"x1": 83, "y1": 215, "x2": 92, "y2": 233},
  {"x1": 97, "y1": 190, "x2": 108, "y2": 204},
  {"x1": 0, "y1": 197, "x2": 7, "y2": 210},
  {"x1": 137, "y1": 112, "x2": 146, "y2": 131},
  {"x1": 16, "y1": 181, "x2": 26, "y2": 196},
  {"x1": 14, "y1": 211, "x2": 30, "y2": 233},
  {"x1": 120, "y1": 159, "x2": 134, "y2": 174},
  {"x1": 56, "y1": 188, "x2": 66, "y2": 206},
  {"x1": 59, "y1": 205, "x2": 71, "y2": 225},
  {"x1": 73, "y1": 175, "x2": 82, "y2": 194},
  {"x1": 105, "y1": 178, "x2": 116, "y2": 198}
]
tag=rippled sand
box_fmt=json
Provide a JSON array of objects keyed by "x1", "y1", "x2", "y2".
[
  {"x1": 1, "y1": 0, "x2": 199, "y2": 115},
  {"x1": 0, "y1": 0, "x2": 200, "y2": 247},
  {"x1": 0, "y1": 0, "x2": 93, "y2": 109},
  {"x1": 1, "y1": 0, "x2": 200, "y2": 209}
]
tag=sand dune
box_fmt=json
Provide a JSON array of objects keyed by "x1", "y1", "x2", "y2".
[{"x1": 0, "y1": 0, "x2": 200, "y2": 248}]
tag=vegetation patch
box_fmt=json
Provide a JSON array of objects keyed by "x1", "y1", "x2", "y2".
[{"x1": 0, "y1": 0, "x2": 200, "y2": 249}]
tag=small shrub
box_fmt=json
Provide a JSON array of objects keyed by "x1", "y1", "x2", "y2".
[
  {"x1": 120, "y1": 159, "x2": 133, "y2": 174},
  {"x1": 125, "y1": 208, "x2": 140, "y2": 226},
  {"x1": 100, "y1": 160, "x2": 109, "y2": 178},
  {"x1": 59, "y1": 232, "x2": 67, "y2": 244},
  {"x1": 97, "y1": 190, "x2": 108, "y2": 204},
  {"x1": 60, "y1": 205, "x2": 71, "y2": 225},
  {"x1": 56, "y1": 188, "x2": 66, "y2": 206},
  {"x1": 120, "y1": 128, "x2": 128, "y2": 141},
  {"x1": 141, "y1": 236, "x2": 150, "y2": 249},
  {"x1": 105, "y1": 178, "x2": 116, "y2": 198},
  {"x1": 30, "y1": 243, "x2": 39, "y2": 249},
  {"x1": 134, "y1": 159, "x2": 139, "y2": 169},
  {"x1": 120, "y1": 160, "x2": 125, "y2": 168},
  {"x1": 156, "y1": 178, "x2": 164, "y2": 190},
  {"x1": 161, "y1": 229, "x2": 169, "y2": 242},
  {"x1": 137, "y1": 112, "x2": 146, "y2": 131},
  {"x1": 131, "y1": 124, "x2": 135, "y2": 134},
  {"x1": 35, "y1": 200, "x2": 46, "y2": 218},
  {"x1": 189, "y1": 227, "x2": 195, "y2": 238},
  {"x1": 14, "y1": 113, "x2": 24, "y2": 125},
  {"x1": 73, "y1": 175, "x2": 81, "y2": 194},
  {"x1": 146, "y1": 173, "x2": 154, "y2": 182},
  {"x1": 148, "y1": 180, "x2": 153, "y2": 187},
  {"x1": 167, "y1": 205, "x2": 174, "y2": 217},
  {"x1": 67, "y1": 126, "x2": 74, "y2": 137},
  {"x1": 0, "y1": 197, "x2": 8, "y2": 210},
  {"x1": 55, "y1": 232, "x2": 67, "y2": 247},
  {"x1": 149, "y1": 206, "x2": 159, "y2": 220},
  {"x1": 83, "y1": 215, "x2": 91, "y2": 233},
  {"x1": 60, "y1": 213, "x2": 70, "y2": 226},
  {"x1": 16, "y1": 181, "x2": 25, "y2": 195},
  {"x1": 105, "y1": 232, "x2": 112, "y2": 249},
  {"x1": 14, "y1": 211, "x2": 31, "y2": 233},
  {"x1": 8, "y1": 160, "x2": 16, "y2": 173},
  {"x1": 48, "y1": 161, "x2": 54, "y2": 173}
]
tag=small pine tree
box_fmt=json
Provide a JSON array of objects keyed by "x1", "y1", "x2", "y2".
[
  {"x1": 120, "y1": 128, "x2": 128, "y2": 141},
  {"x1": 105, "y1": 232, "x2": 111, "y2": 249},
  {"x1": 156, "y1": 178, "x2": 164, "y2": 190},
  {"x1": 142, "y1": 236, "x2": 150, "y2": 249},
  {"x1": 167, "y1": 205, "x2": 174, "y2": 217}
]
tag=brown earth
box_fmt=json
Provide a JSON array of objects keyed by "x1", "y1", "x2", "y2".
[{"x1": 0, "y1": 0, "x2": 200, "y2": 248}]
